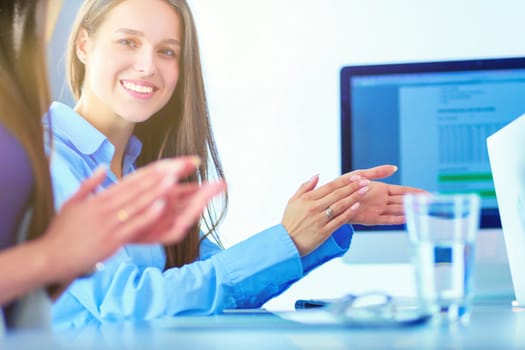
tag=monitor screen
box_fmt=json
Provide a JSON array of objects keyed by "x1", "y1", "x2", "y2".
[{"x1": 341, "y1": 57, "x2": 525, "y2": 231}]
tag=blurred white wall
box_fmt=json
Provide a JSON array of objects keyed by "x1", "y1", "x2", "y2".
[{"x1": 186, "y1": 0, "x2": 525, "y2": 247}]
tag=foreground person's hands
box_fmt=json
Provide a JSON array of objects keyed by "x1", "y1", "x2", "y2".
[
  {"x1": 139, "y1": 179, "x2": 227, "y2": 243},
  {"x1": 39, "y1": 156, "x2": 225, "y2": 283}
]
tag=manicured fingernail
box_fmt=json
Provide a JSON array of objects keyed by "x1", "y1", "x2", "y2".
[
  {"x1": 350, "y1": 202, "x2": 360, "y2": 210},
  {"x1": 358, "y1": 186, "x2": 369, "y2": 195},
  {"x1": 391, "y1": 165, "x2": 398, "y2": 172},
  {"x1": 309, "y1": 174, "x2": 319, "y2": 182},
  {"x1": 350, "y1": 175, "x2": 361, "y2": 181}
]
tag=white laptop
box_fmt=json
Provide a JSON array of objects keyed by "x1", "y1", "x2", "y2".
[{"x1": 487, "y1": 113, "x2": 525, "y2": 306}]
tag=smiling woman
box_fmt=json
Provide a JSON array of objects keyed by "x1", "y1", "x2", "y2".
[
  {"x1": 72, "y1": 1, "x2": 182, "y2": 134},
  {"x1": 45, "y1": 0, "x2": 422, "y2": 330}
]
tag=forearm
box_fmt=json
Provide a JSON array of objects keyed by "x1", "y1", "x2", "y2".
[
  {"x1": 54, "y1": 250, "x2": 238, "y2": 324},
  {"x1": 0, "y1": 239, "x2": 55, "y2": 306},
  {"x1": 53, "y1": 230, "x2": 303, "y2": 326}
]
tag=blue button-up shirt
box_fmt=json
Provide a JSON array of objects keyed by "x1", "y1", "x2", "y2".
[{"x1": 44, "y1": 102, "x2": 353, "y2": 329}]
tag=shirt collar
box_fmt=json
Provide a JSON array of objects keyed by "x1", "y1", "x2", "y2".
[
  {"x1": 123, "y1": 134, "x2": 142, "y2": 176},
  {"x1": 45, "y1": 101, "x2": 142, "y2": 172}
]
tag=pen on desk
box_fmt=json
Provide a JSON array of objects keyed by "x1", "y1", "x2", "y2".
[{"x1": 295, "y1": 299, "x2": 330, "y2": 309}]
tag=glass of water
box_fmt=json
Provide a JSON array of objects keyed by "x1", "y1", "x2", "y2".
[{"x1": 403, "y1": 193, "x2": 481, "y2": 322}]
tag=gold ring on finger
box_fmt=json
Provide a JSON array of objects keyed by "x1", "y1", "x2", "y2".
[{"x1": 117, "y1": 209, "x2": 129, "y2": 223}]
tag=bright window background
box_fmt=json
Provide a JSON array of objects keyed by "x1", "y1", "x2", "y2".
[{"x1": 187, "y1": 0, "x2": 525, "y2": 246}]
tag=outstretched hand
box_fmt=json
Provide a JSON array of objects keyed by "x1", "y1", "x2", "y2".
[
  {"x1": 282, "y1": 164, "x2": 425, "y2": 258},
  {"x1": 345, "y1": 165, "x2": 427, "y2": 226},
  {"x1": 282, "y1": 173, "x2": 369, "y2": 257},
  {"x1": 349, "y1": 181, "x2": 425, "y2": 225},
  {"x1": 348, "y1": 164, "x2": 398, "y2": 181}
]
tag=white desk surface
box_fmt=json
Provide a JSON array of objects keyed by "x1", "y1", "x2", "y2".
[{"x1": 2, "y1": 301, "x2": 524, "y2": 350}]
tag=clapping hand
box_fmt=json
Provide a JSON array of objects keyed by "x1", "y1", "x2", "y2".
[
  {"x1": 42, "y1": 156, "x2": 225, "y2": 283},
  {"x1": 344, "y1": 165, "x2": 426, "y2": 226},
  {"x1": 282, "y1": 171, "x2": 370, "y2": 256}
]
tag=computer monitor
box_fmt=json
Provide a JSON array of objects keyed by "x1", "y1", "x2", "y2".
[
  {"x1": 340, "y1": 57, "x2": 525, "y2": 281},
  {"x1": 341, "y1": 56, "x2": 525, "y2": 229}
]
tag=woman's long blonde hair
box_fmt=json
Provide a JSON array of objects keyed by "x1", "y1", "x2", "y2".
[
  {"x1": 67, "y1": 0, "x2": 227, "y2": 268},
  {"x1": 0, "y1": 1, "x2": 55, "y2": 243}
]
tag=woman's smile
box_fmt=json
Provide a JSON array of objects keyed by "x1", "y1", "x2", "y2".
[{"x1": 120, "y1": 79, "x2": 158, "y2": 99}]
